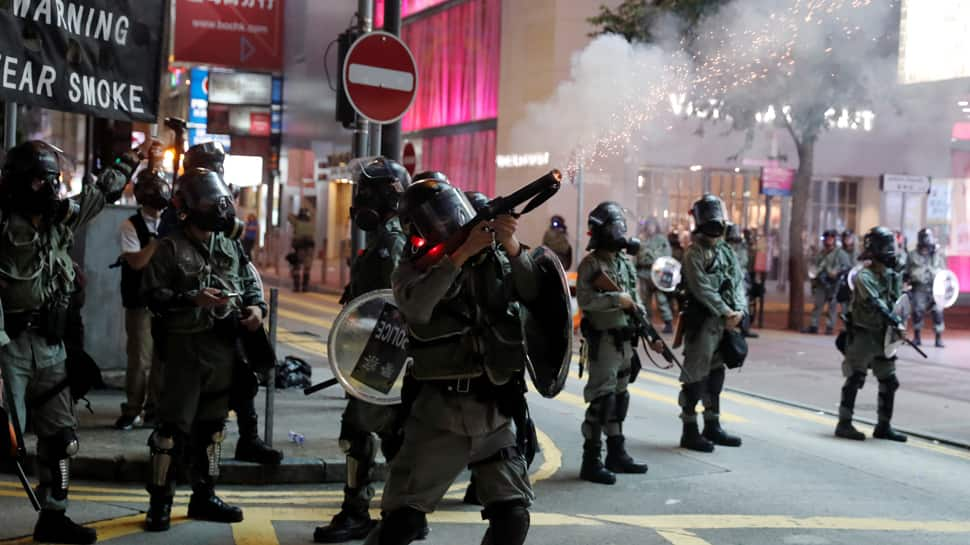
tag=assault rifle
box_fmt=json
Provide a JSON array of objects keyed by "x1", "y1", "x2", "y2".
[
  {"x1": 2, "y1": 378, "x2": 41, "y2": 511},
  {"x1": 413, "y1": 170, "x2": 562, "y2": 271},
  {"x1": 592, "y1": 272, "x2": 689, "y2": 381}
]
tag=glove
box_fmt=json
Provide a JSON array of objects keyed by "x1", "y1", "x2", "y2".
[{"x1": 96, "y1": 150, "x2": 141, "y2": 203}]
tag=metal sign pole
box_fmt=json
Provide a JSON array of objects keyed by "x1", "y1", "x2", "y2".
[
  {"x1": 350, "y1": 0, "x2": 374, "y2": 258},
  {"x1": 3, "y1": 102, "x2": 17, "y2": 149},
  {"x1": 264, "y1": 287, "x2": 279, "y2": 447},
  {"x1": 574, "y1": 162, "x2": 585, "y2": 270}
]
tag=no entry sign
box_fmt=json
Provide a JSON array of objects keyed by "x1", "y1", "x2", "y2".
[
  {"x1": 402, "y1": 141, "x2": 417, "y2": 175},
  {"x1": 343, "y1": 31, "x2": 418, "y2": 124}
]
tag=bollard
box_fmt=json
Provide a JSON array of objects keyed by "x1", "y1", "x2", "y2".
[{"x1": 264, "y1": 287, "x2": 279, "y2": 447}]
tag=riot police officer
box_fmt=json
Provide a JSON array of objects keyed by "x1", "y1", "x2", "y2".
[
  {"x1": 141, "y1": 168, "x2": 266, "y2": 531},
  {"x1": 804, "y1": 230, "x2": 851, "y2": 334},
  {"x1": 0, "y1": 140, "x2": 134, "y2": 544},
  {"x1": 836, "y1": 226, "x2": 907, "y2": 442},
  {"x1": 542, "y1": 214, "x2": 573, "y2": 269},
  {"x1": 636, "y1": 217, "x2": 674, "y2": 333},
  {"x1": 726, "y1": 223, "x2": 758, "y2": 339},
  {"x1": 907, "y1": 228, "x2": 946, "y2": 348},
  {"x1": 577, "y1": 202, "x2": 649, "y2": 485},
  {"x1": 842, "y1": 230, "x2": 860, "y2": 262},
  {"x1": 678, "y1": 195, "x2": 746, "y2": 453},
  {"x1": 363, "y1": 177, "x2": 539, "y2": 545},
  {"x1": 315, "y1": 158, "x2": 412, "y2": 543}
]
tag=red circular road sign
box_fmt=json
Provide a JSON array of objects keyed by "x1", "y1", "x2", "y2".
[
  {"x1": 402, "y1": 141, "x2": 417, "y2": 175},
  {"x1": 343, "y1": 31, "x2": 418, "y2": 124}
]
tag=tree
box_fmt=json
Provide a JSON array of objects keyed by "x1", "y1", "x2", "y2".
[{"x1": 588, "y1": 0, "x2": 896, "y2": 330}]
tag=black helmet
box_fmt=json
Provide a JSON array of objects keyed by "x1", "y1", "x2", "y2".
[
  {"x1": 690, "y1": 194, "x2": 726, "y2": 237},
  {"x1": 133, "y1": 169, "x2": 172, "y2": 210},
  {"x1": 183, "y1": 142, "x2": 226, "y2": 176},
  {"x1": 399, "y1": 176, "x2": 475, "y2": 248},
  {"x1": 725, "y1": 222, "x2": 742, "y2": 243},
  {"x1": 351, "y1": 157, "x2": 411, "y2": 231},
  {"x1": 841, "y1": 229, "x2": 856, "y2": 247},
  {"x1": 821, "y1": 229, "x2": 838, "y2": 242},
  {"x1": 550, "y1": 214, "x2": 567, "y2": 232},
  {"x1": 412, "y1": 171, "x2": 449, "y2": 185},
  {"x1": 587, "y1": 201, "x2": 638, "y2": 254},
  {"x1": 917, "y1": 227, "x2": 936, "y2": 250},
  {"x1": 464, "y1": 191, "x2": 490, "y2": 213},
  {"x1": 0, "y1": 140, "x2": 78, "y2": 223},
  {"x1": 862, "y1": 226, "x2": 896, "y2": 268},
  {"x1": 178, "y1": 168, "x2": 243, "y2": 238}
]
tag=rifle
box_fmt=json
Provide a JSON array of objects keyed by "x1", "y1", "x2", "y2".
[
  {"x1": 303, "y1": 377, "x2": 339, "y2": 396},
  {"x1": 413, "y1": 170, "x2": 561, "y2": 271},
  {"x1": 867, "y1": 303, "x2": 929, "y2": 360},
  {"x1": 1, "y1": 378, "x2": 42, "y2": 511},
  {"x1": 591, "y1": 272, "x2": 690, "y2": 381}
]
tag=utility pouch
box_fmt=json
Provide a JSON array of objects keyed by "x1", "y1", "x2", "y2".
[{"x1": 43, "y1": 299, "x2": 69, "y2": 345}]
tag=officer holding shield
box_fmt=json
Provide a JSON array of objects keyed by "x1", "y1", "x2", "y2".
[
  {"x1": 314, "y1": 159, "x2": 412, "y2": 543},
  {"x1": 0, "y1": 141, "x2": 134, "y2": 544},
  {"x1": 636, "y1": 217, "x2": 674, "y2": 334},
  {"x1": 907, "y1": 228, "x2": 946, "y2": 348},
  {"x1": 363, "y1": 176, "x2": 539, "y2": 545},
  {"x1": 836, "y1": 227, "x2": 907, "y2": 443},
  {"x1": 577, "y1": 202, "x2": 649, "y2": 485},
  {"x1": 678, "y1": 195, "x2": 746, "y2": 453}
]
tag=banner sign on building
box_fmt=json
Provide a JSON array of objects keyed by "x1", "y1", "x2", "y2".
[
  {"x1": 881, "y1": 174, "x2": 931, "y2": 193},
  {"x1": 761, "y1": 166, "x2": 795, "y2": 197},
  {"x1": 174, "y1": 0, "x2": 285, "y2": 72},
  {"x1": 0, "y1": 0, "x2": 166, "y2": 122}
]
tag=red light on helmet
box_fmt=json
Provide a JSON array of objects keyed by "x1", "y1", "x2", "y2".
[
  {"x1": 410, "y1": 235, "x2": 426, "y2": 249},
  {"x1": 427, "y1": 244, "x2": 444, "y2": 256}
]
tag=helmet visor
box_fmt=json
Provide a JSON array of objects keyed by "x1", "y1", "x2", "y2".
[{"x1": 408, "y1": 186, "x2": 476, "y2": 246}]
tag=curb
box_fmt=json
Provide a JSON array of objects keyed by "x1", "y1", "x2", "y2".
[{"x1": 12, "y1": 456, "x2": 386, "y2": 486}]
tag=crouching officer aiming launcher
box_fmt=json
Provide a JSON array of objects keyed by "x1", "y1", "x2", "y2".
[{"x1": 141, "y1": 168, "x2": 267, "y2": 531}]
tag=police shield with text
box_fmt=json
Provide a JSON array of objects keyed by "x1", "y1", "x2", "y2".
[
  {"x1": 316, "y1": 158, "x2": 414, "y2": 543},
  {"x1": 577, "y1": 202, "x2": 649, "y2": 485},
  {"x1": 677, "y1": 195, "x2": 746, "y2": 453},
  {"x1": 362, "y1": 176, "x2": 545, "y2": 545},
  {"x1": 836, "y1": 226, "x2": 908, "y2": 443},
  {"x1": 0, "y1": 140, "x2": 135, "y2": 544}
]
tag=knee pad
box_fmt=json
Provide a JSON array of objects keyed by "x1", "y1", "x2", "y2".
[
  {"x1": 340, "y1": 428, "x2": 376, "y2": 460},
  {"x1": 588, "y1": 393, "x2": 616, "y2": 425},
  {"x1": 38, "y1": 428, "x2": 79, "y2": 460},
  {"x1": 708, "y1": 366, "x2": 726, "y2": 392},
  {"x1": 878, "y1": 374, "x2": 900, "y2": 393},
  {"x1": 610, "y1": 391, "x2": 630, "y2": 423},
  {"x1": 845, "y1": 371, "x2": 867, "y2": 390},
  {"x1": 379, "y1": 507, "x2": 427, "y2": 545},
  {"x1": 481, "y1": 498, "x2": 530, "y2": 520},
  {"x1": 481, "y1": 500, "x2": 530, "y2": 545}
]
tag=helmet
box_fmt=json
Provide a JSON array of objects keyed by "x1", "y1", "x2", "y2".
[
  {"x1": 183, "y1": 142, "x2": 226, "y2": 176},
  {"x1": 725, "y1": 222, "x2": 742, "y2": 243},
  {"x1": 917, "y1": 227, "x2": 936, "y2": 250},
  {"x1": 412, "y1": 171, "x2": 449, "y2": 185},
  {"x1": 550, "y1": 214, "x2": 567, "y2": 232},
  {"x1": 178, "y1": 168, "x2": 243, "y2": 238},
  {"x1": 587, "y1": 201, "x2": 638, "y2": 254},
  {"x1": 0, "y1": 140, "x2": 78, "y2": 223},
  {"x1": 399, "y1": 176, "x2": 476, "y2": 248},
  {"x1": 464, "y1": 191, "x2": 490, "y2": 213},
  {"x1": 351, "y1": 157, "x2": 411, "y2": 231},
  {"x1": 668, "y1": 230, "x2": 681, "y2": 248},
  {"x1": 690, "y1": 194, "x2": 726, "y2": 238},
  {"x1": 862, "y1": 226, "x2": 896, "y2": 268},
  {"x1": 133, "y1": 169, "x2": 171, "y2": 210},
  {"x1": 841, "y1": 229, "x2": 856, "y2": 247}
]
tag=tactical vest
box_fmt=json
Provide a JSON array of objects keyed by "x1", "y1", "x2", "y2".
[
  {"x1": 120, "y1": 212, "x2": 154, "y2": 309},
  {"x1": 0, "y1": 212, "x2": 76, "y2": 313},
  {"x1": 580, "y1": 251, "x2": 637, "y2": 331},
  {"x1": 407, "y1": 251, "x2": 527, "y2": 385},
  {"x1": 346, "y1": 221, "x2": 404, "y2": 300}
]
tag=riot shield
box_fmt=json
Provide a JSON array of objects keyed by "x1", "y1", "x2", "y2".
[
  {"x1": 883, "y1": 295, "x2": 911, "y2": 358},
  {"x1": 327, "y1": 289, "x2": 410, "y2": 405},
  {"x1": 650, "y1": 256, "x2": 682, "y2": 293},
  {"x1": 846, "y1": 264, "x2": 864, "y2": 291},
  {"x1": 522, "y1": 246, "x2": 572, "y2": 398},
  {"x1": 932, "y1": 269, "x2": 960, "y2": 309}
]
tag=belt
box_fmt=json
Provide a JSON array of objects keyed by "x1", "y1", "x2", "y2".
[
  {"x1": 4, "y1": 310, "x2": 45, "y2": 338},
  {"x1": 423, "y1": 376, "x2": 490, "y2": 395}
]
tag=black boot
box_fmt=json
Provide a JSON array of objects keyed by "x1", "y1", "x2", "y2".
[
  {"x1": 188, "y1": 486, "x2": 244, "y2": 523},
  {"x1": 234, "y1": 397, "x2": 284, "y2": 465},
  {"x1": 703, "y1": 417, "x2": 742, "y2": 447},
  {"x1": 145, "y1": 493, "x2": 173, "y2": 532},
  {"x1": 481, "y1": 500, "x2": 530, "y2": 545},
  {"x1": 872, "y1": 376, "x2": 907, "y2": 442},
  {"x1": 935, "y1": 333, "x2": 945, "y2": 348},
  {"x1": 313, "y1": 508, "x2": 375, "y2": 543},
  {"x1": 680, "y1": 420, "x2": 715, "y2": 452},
  {"x1": 913, "y1": 330, "x2": 922, "y2": 346},
  {"x1": 604, "y1": 436, "x2": 648, "y2": 473},
  {"x1": 33, "y1": 510, "x2": 97, "y2": 545},
  {"x1": 835, "y1": 372, "x2": 866, "y2": 441},
  {"x1": 702, "y1": 369, "x2": 742, "y2": 447},
  {"x1": 580, "y1": 440, "x2": 615, "y2": 484}
]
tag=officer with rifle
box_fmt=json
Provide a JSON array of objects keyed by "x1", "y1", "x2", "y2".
[
  {"x1": 907, "y1": 228, "x2": 947, "y2": 348},
  {"x1": 314, "y1": 158, "x2": 414, "y2": 543},
  {"x1": 362, "y1": 172, "x2": 560, "y2": 545},
  {"x1": 677, "y1": 195, "x2": 746, "y2": 453},
  {"x1": 0, "y1": 140, "x2": 136, "y2": 544},
  {"x1": 836, "y1": 226, "x2": 909, "y2": 443},
  {"x1": 141, "y1": 168, "x2": 267, "y2": 531},
  {"x1": 576, "y1": 202, "x2": 652, "y2": 485}
]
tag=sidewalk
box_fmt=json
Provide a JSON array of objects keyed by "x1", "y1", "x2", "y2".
[{"x1": 16, "y1": 367, "x2": 368, "y2": 485}]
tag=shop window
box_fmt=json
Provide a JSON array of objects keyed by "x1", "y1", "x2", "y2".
[{"x1": 807, "y1": 178, "x2": 860, "y2": 250}]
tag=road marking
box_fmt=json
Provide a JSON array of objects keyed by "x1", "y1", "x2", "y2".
[
  {"x1": 276, "y1": 307, "x2": 333, "y2": 330},
  {"x1": 582, "y1": 514, "x2": 970, "y2": 532},
  {"x1": 0, "y1": 510, "x2": 189, "y2": 545},
  {"x1": 656, "y1": 529, "x2": 712, "y2": 545},
  {"x1": 277, "y1": 291, "x2": 342, "y2": 315}
]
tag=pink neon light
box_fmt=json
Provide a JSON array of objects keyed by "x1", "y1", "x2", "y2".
[
  {"x1": 952, "y1": 122, "x2": 970, "y2": 141},
  {"x1": 421, "y1": 129, "x2": 496, "y2": 195},
  {"x1": 373, "y1": 0, "x2": 452, "y2": 28},
  {"x1": 398, "y1": 0, "x2": 501, "y2": 131},
  {"x1": 949, "y1": 256, "x2": 970, "y2": 293}
]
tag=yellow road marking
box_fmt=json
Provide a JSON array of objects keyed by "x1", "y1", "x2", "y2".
[
  {"x1": 0, "y1": 481, "x2": 343, "y2": 498},
  {"x1": 276, "y1": 307, "x2": 333, "y2": 330},
  {"x1": 656, "y1": 529, "x2": 713, "y2": 545},
  {"x1": 0, "y1": 510, "x2": 189, "y2": 545},
  {"x1": 276, "y1": 292, "x2": 342, "y2": 315},
  {"x1": 583, "y1": 514, "x2": 970, "y2": 532}
]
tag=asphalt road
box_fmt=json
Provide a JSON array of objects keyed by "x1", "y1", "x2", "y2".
[{"x1": 2, "y1": 289, "x2": 968, "y2": 545}]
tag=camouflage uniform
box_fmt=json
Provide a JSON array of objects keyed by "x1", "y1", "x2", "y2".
[
  {"x1": 906, "y1": 249, "x2": 946, "y2": 336},
  {"x1": 809, "y1": 247, "x2": 851, "y2": 331},
  {"x1": 636, "y1": 234, "x2": 673, "y2": 323}
]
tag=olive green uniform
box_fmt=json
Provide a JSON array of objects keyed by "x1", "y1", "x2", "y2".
[
  {"x1": 368, "y1": 248, "x2": 538, "y2": 542},
  {"x1": 906, "y1": 249, "x2": 946, "y2": 334},
  {"x1": 636, "y1": 234, "x2": 673, "y2": 323},
  {"x1": 810, "y1": 247, "x2": 851, "y2": 330},
  {"x1": 337, "y1": 218, "x2": 407, "y2": 516},
  {"x1": 0, "y1": 184, "x2": 107, "y2": 511},
  {"x1": 141, "y1": 228, "x2": 264, "y2": 497},
  {"x1": 542, "y1": 228, "x2": 572, "y2": 270}
]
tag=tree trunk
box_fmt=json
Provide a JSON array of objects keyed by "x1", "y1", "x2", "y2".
[{"x1": 787, "y1": 135, "x2": 816, "y2": 330}]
